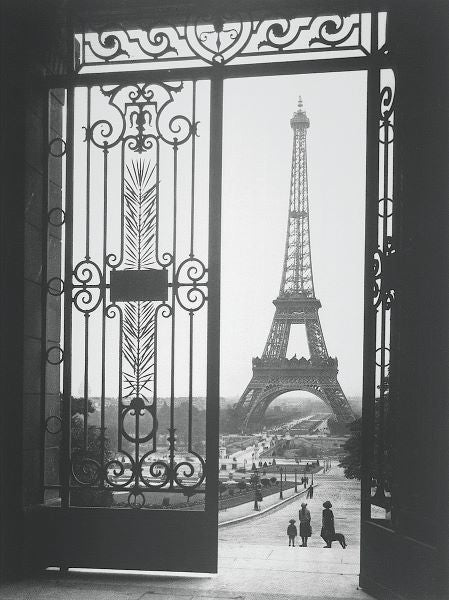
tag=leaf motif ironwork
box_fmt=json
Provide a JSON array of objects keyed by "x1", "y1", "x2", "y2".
[{"x1": 124, "y1": 160, "x2": 157, "y2": 270}]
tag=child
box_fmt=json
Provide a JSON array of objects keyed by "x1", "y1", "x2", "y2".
[{"x1": 287, "y1": 518, "x2": 297, "y2": 547}]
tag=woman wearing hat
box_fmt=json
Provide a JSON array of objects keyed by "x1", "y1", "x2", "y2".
[
  {"x1": 298, "y1": 502, "x2": 312, "y2": 547},
  {"x1": 321, "y1": 500, "x2": 335, "y2": 548}
]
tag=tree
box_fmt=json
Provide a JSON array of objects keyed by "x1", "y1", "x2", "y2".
[
  {"x1": 339, "y1": 418, "x2": 362, "y2": 480},
  {"x1": 219, "y1": 406, "x2": 241, "y2": 434},
  {"x1": 328, "y1": 417, "x2": 350, "y2": 436},
  {"x1": 69, "y1": 396, "x2": 114, "y2": 507},
  {"x1": 339, "y1": 395, "x2": 394, "y2": 486},
  {"x1": 218, "y1": 481, "x2": 226, "y2": 499},
  {"x1": 71, "y1": 396, "x2": 95, "y2": 417}
]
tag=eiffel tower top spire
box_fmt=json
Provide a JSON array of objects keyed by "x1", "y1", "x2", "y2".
[{"x1": 279, "y1": 96, "x2": 314, "y2": 298}]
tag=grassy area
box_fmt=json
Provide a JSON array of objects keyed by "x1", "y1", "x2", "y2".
[{"x1": 217, "y1": 481, "x2": 296, "y2": 511}]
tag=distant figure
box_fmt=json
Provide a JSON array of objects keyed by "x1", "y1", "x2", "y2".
[
  {"x1": 298, "y1": 502, "x2": 312, "y2": 547},
  {"x1": 287, "y1": 519, "x2": 297, "y2": 547},
  {"x1": 306, "y1": 484, "x2": 314, "y2": 499},
  {"x1": 321, "y1": 501, "x2": 347, "y2": 548}
]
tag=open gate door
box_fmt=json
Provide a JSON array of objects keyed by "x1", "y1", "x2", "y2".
[
  {"x1": 359, "y1": 4, "x2": 449, "y2": 599},
  {"x1": 24, "y1": 51, "x2": 222, "y2": 571}
]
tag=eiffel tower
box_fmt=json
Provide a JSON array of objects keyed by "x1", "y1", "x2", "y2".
[{"x1": 236, "y1": 98, "x2": 355, "y2": 432}]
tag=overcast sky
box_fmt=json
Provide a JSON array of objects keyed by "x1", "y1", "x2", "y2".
[{"x1": 221, "y1": 71, "x2": 367, "y2": 399}]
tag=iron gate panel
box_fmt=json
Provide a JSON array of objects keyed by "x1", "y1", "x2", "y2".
[
  {"x1": 54, "y1": 79, "x2": 212, "y2": 510},
  {"x1": 30, "y1": 74, "x2": 220, "y2": 572}
]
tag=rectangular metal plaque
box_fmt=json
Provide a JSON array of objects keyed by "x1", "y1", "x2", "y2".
[{"x1": 110, "y1": 269, "x2": 168, "y2": 302}]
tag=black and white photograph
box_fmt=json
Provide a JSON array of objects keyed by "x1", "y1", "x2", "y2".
[{"x1": 1, "y1": 2, "x2": 448, "y2": 600}]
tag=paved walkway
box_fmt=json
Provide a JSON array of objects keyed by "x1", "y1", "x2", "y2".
[{"x1": 0, "y1": 467, "x2": 368, "y2": 600}]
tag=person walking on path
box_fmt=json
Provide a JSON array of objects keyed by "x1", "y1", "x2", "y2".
[
  {"x1": 306, "y1": 484, "x2": 314, "y2": 499},
  {"x1": 298, "y1": 502, "x2": 312, "y2": 547},
  {"x1": 287, "y1": 519, "x2": 297, "y2": 547},
  {"x1": 321, "y1": 500, "x2": 335, "y2": 548}
]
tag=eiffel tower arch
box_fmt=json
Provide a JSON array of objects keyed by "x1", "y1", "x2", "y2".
[{"x1": 235, "y1": 98, "x2": 355, "y2": 432}]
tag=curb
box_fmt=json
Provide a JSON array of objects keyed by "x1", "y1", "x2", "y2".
[{"x1": 219, "y1": 485, "x2": 319, "y2": 528}]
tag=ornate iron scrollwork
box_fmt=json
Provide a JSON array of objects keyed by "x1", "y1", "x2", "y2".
[
  {"x1": 370, "y1": 72, "x2": 395, "y2": 520},
  {"x1": 373, "y1": 238, "x2": 395, "y2": 310},
  {"x1": 76, "y1": 12, "x2": 373, "y2": 72},
  {"x1": 175, "y1": 257, "x2": 208, "y2": 312}
]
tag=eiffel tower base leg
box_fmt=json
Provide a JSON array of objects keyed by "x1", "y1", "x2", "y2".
[{"x1": 236, "y1": 368, "x2": 354, "y2": 432}]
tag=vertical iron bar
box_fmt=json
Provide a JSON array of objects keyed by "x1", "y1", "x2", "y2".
[
  {"x1": 205, "y1": 74, "x2": 223, "y2": 522},
  {"x1": 153, "y1": 140, "x2": 161, "y2": 454},
  {"x1": 83, "y1": 89, "x2": 91, "y2": 450},
  {"x1": 85, "y1": 87, "x2": 91, "y2": 260},
  {"x1": 100, "y1": 143, "x2": 108, "y2": 485},
  {"x1": 135, "y1": 301, "x2": 141, "y2": 486},
  {"x1": 118, "y1": 141, "x2": 126, "y2": 453},
  {"x1": 83, "y1": 315, "x2": 89, "y2": 449},
  {"x1": 61, "y1": 86, "x2": 75, "y2": 508},
  {"x1": 81, "y1": 31, "x2": 85, "y2": 69},
  {"x1": 169, "y1": 141, "x2": 179, "y2": 478},
  {"x1": 377, "y1": 73, "x2": 389, "y2": 490},
  {"x1": 117, "y1": 306, "x2": 123, "y2": 452},
  {"x1": 190, "y1": 80, "x2": 197, "y2": 259},
  {"x1": 361, "y1": 14, "x2": 380, "y2": 523},
  {"x1": 39, "y1": 88, "x2": 50, "y2": 502},
  {"x1": 188, "y1": 81, "x2": 197, "y2": 451},
  {"x1": 188, "y1": 311, "x2": 194, "y2": 451}
]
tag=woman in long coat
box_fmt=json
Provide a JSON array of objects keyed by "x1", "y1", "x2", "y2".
[
  {"x1": 298, "y1": 502, "x2": 312, "y2": 546},
  {"x1": 320, "y1": 500, "x2": 335, "y2": 548}
]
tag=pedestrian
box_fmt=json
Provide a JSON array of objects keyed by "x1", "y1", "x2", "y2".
[
  {"x1": 309, "y1": 484, "x2": 314, "y2": 499},
  {"x1": 321, "y1": 500, "x2": 335, "y2": 548},
  {"x1": 287, "y1": 519, "x2": 297, "y2": 547},
  {"x1": 298, "y1": 502, "x2": 312, "y2": 547}
]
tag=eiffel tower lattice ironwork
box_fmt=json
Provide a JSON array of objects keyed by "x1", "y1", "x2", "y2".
[{"x1": 236, "y1": 98, "x2": 355, "y2": 431}]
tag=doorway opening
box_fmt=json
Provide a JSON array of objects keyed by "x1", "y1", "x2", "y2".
[
  {"x1": 219, "y1": 71, "x2": 367, "y2": 579},
  {"x1": 21, "y1": 6, "x2": 397, "y2": 583}
]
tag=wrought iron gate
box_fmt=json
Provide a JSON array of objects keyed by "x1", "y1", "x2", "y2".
[
  {"x1": 34, "y1": 60, "x2": 222, "y2": 568},
  {"x1": 61, "y1": 80, "x2": 211, "y2": 510},
  {"x1": 25, "y1": 3, "x2": 413, "y2": 582}
]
